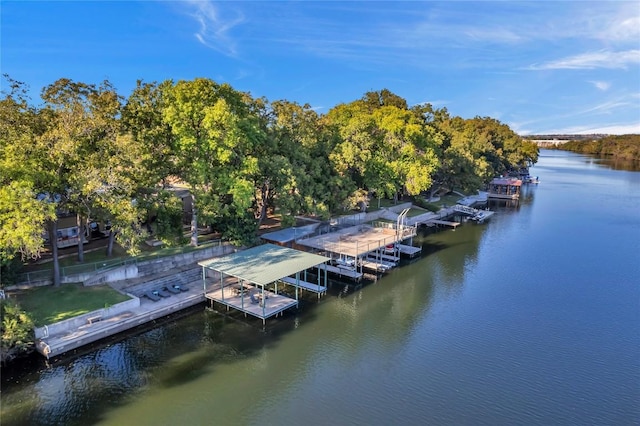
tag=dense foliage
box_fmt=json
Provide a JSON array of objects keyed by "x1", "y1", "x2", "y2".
[
  {"x1": 1, "y1": 299, "x2": 35, "y2": 364},
  {"x1": 555, "y1": 134, "x2": 640, "y2": 161},
  {"x1": 1, "y1": 74, "x2": 539, "y2": 286}
]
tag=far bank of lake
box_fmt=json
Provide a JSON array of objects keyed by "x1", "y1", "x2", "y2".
[{"x1": 2, "y1": 149, "x2": 639, "y2": 426}]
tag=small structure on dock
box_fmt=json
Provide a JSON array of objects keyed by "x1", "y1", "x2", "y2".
[
  {"x1": 488, "y1": 177, "x2": 522, "y2": 200},
  {"x1": 198, "y1": 244, "x2": 330, "y2": 324}
]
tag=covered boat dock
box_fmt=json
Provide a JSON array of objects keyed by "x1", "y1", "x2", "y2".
[
  {"x1": 295, "y1": 220, "x2": 417, "y2": 275},
  {"x1": 198, "y1": 244, "x2": 330, "y2": 324}
]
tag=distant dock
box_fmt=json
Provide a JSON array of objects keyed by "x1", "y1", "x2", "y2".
[{"x1": 428, "y1": 219, "x2": 461, "y2": 229}]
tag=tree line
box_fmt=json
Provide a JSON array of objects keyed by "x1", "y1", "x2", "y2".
[
  {"x1": 550, "y1": 134, "x2": 640, "y2": 161},
  {"x1": 0, "y1": 75, "x2": 539, "y2": 286}
]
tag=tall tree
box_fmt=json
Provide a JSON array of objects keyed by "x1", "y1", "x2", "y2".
[
  {"x1": 120, "y1": 80, "x2": 182, "y2": 249},
  {"x1": 0, "y1": 77, "x2": 56, "y2": 281},
  {"x1": 162, "y1": 78, "x2": 260, "y2": 246},
  {"x1": 39, "y1": 78, "x2": 121, "y2": 267},
  {"x1": 327, "y1": 91, "x2": 439, "y2": 207}
]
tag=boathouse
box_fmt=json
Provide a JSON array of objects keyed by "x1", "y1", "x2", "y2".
[
  {"x1": 488, "y1": 177, "x2": 522, "y2": 200},
  {"x1": 198, "y1": 244, "x2": 330, "y2": 324},
  {"x1": 295, "y1": 220, "x2": 417, "y2": 276}
]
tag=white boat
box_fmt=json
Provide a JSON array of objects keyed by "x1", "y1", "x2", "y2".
[
  {"x1": 334, "y1": 257, "x2": 357, "y2": 271},
  {"x1": 470, "y1": 210, "x2": 495, "y2": 224}
]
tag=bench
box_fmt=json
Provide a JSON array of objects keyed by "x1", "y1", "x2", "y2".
[{"x1": 87, "y1": 315, "x2": 102, "y2": 324}]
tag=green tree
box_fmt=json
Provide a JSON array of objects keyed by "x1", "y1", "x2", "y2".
[
  {"x1": 30, "y1": 78, "x2": 124, "y2": 284},
  {"x1": 162, "y1": 78, "x2": 260, "y2": 246},
  {"x1": 0, "y1": 76, "x2": 56, "y2": 283},
  {"x1": 1, "y1": 299, "x2": 35, "y2": 364},
  {"x1": 326, "y1": 91, "x2": 439, "y2": 207},
  {"x1": 119, "y1": 80, "x2": 183, "y2": 251}
]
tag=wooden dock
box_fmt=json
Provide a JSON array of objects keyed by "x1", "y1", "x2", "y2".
[
  {"x1": 396, "y1": 243, "x2": 422, "y2": 257},
  {"x1": 361, "y1": 259, "x2": 394, "y2": 272},
  {"x1": 318, "y1": 263, "x2": 363, "y2": 281},
  {"x1": 428, "y1": 219, "x2": 460, "y2": 229},
  {"x1": 205, "y1": 287, "x2": 298, "y2": 323},
  {"x1": 280, "y1": 276, "x2": 327, "y2": 296}
]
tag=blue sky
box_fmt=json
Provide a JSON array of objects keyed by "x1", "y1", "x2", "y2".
[{"x1": 2, "y1": 1, "x2": 639, "y2": 135}]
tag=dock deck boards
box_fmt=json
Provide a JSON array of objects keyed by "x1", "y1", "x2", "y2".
[
  {"x1": 318, "y1": 263, "x2": 363, "y2": 281},
  {"x1": 361, "y1": 259, "x2": 394, "y2": 272},
  {"x1": 280, "y1": 276, "x2": 327, "y2": 294},
  {"x1": 206, "y1": 287, "x2": 298, "y2": 321},
  {"x1": 396, "y1": 244, "x2": 422, "y2": 257},
  {"x1": 429, "y1": 219, "x2": 461, "y2": 228}
]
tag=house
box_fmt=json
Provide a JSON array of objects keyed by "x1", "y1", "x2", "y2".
[{"x1": 488, "y1": 177, "x2": 522, "y2": 200}]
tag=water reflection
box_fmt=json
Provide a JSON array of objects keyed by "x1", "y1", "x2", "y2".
[{"x1": 591, "y1": 156, "x2": 640, "y2": 172}]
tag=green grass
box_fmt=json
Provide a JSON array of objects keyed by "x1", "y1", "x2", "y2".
[
  {"x1": 12, "y1": 283, "x2": 131, "y2": 326},
  {"x1": 438, "y1": 194, "x2": 463, "y2": 206},
  {"x1": 366, "y1": 198, "x2": 397, "y2": 211},
  {"x1": 406, "y1": 207, "x2": 429, "y2": 217}
]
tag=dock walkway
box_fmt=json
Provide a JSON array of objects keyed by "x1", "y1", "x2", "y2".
[
  {"x1": 396, "y1": 244, "x2": 422, "y2": 257},
  {"x1": 361, "y1": 259, "x2": 395, "y2": 272},
  {"x1": 428, "y1": 219, "x2": 461, "y2": 229},
  {"x1": 318, "y1": 263, "x2": 363, "y2": 281},
  {"x1": 280, "y1": 276, "x2": 327, "y2": 296}
]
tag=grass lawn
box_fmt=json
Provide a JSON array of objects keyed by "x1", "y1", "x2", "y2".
[
  {"x1": 406, "y1": 207, "x2": 429, "y2": 217},
  {"x1": 366, "y1": 197, "x2": 398, "y2": 211},
  {"x1": 12, "y1": 283, "x2": 131, "y2": 326},
  {"x1": 438, "y1": 194, "x2": 463, "y2": 206}
]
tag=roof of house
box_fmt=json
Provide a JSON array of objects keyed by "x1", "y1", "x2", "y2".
[{"x1": 490, "y1": 177, "x2": 522, "y2": 186}]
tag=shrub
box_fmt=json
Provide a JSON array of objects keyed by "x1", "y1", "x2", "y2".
[{"x1": 1, "y1": 299, "x2": 35, "y2": 364}]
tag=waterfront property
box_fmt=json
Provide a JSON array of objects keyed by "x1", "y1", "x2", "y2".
[
  {"x1": 198, "y1": 244, "x2": 331, "y2": 324},
  {"x1": 488, "y1": 177, "x2": 522, "y2": 199}
]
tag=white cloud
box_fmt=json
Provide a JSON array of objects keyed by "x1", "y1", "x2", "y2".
[
  {"x1": 185, "y1": 0, "x2": 244, "y2": 57},
  {"x1": 580, "y1": 99, "x2": 632, "y2": 115},
  {"x1": 597, "y1": 13, "x2": 640, "y2": 43},
  {"x1": 528, "y1": 50, "x2": 640, "y2": 70},
  {"x1": 589, "y1": 81, "x2": 611, "y2": 91}
]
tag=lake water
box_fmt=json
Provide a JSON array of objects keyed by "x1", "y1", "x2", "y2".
[{"x1": 2, "y1": 149, "x2": 639, "y2": 425}]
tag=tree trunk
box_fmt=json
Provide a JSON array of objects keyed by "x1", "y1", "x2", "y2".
[
  {"x1": 76, "y1": 213, "x2": 84, "y2": 263},
  {"x1": 106, "y1": 229, "x2": 115, "y2": 257},
  {"x1": 190, "y1": 194, "x2": 198, "y2": 247},
  {"x1": 49, "y1": 220, "x2": 61, "y2": 287},
  {"x1": 257, "y1": 183, "x2": 270, "y2": 225}
]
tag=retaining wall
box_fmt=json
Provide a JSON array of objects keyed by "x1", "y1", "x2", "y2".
[{"x1": 34, "y1": 297, "x2": 140, "y2": 339}]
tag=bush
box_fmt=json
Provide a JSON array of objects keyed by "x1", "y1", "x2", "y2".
[{"x1": 1, "y1": 299, "x2": 35, "y2": 364}]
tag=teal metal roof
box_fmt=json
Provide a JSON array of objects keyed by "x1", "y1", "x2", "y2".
[{"x1": 198, "y1": 244, "x2": 330, "y2": 287}]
